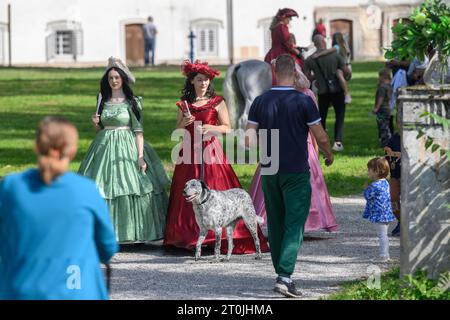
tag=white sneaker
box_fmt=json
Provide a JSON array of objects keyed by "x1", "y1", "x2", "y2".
[
  {"x1": 345, "y1": 94, "x2": 352, "y2": 104},
  {"x1": 332, "y1": 142, "x2": 344, "y2": 152}
]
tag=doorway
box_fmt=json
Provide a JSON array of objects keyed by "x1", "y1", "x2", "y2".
[
  {"x1": 330, "y1": 19, "x2": 353, "y2": 61},
  {"x1": 125, "y1": 24, "x2": 144, "y2": 66}
]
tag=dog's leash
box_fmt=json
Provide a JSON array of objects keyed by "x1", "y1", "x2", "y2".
[
  {"x1": 200, "y1": 130, "x2": 205, "y2": 182},
  {"x1": 185, "y1": 99, "x2": 205, "y2": 183}
]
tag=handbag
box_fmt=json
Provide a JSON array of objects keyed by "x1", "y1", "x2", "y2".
[{"x1": 314, "y1": 58, "x2": 343, "y2": 94}]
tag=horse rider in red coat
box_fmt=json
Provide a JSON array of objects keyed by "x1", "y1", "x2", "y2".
[{"x1": 264, "y1": 8, "x2": 303, "y2": 69}]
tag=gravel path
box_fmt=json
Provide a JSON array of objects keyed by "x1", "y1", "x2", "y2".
[{"x1": 109, "y1": 195, "x2": 400, "y2": 300}]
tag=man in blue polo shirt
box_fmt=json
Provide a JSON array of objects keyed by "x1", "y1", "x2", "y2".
[{"x1": 246, "y1": 54, "x2": 334, "y2": 298}]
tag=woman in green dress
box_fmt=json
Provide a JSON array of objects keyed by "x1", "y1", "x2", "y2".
[{"x1": 79, "y1": 57, "x2": 170, "y2": 243}]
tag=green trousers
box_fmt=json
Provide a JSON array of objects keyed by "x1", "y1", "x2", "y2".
[{"x1": 261, "y1": 172, "x2": 311, "y2": 278}]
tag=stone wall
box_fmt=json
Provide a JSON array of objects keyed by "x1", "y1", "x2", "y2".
[
  {"x1": 398, "y1": 86, "x2": 450, "y2": 279},
  {"x1": 315, "y1": 2, "x2": 420, "y2": 61}
]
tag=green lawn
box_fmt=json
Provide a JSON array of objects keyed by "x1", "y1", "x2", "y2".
[
  {"x1": 0, "y1": 62, "x2": 386, "y2": 195},
  {"x1": 327, "y1": 267, "x2": 450, "y2": 300}
]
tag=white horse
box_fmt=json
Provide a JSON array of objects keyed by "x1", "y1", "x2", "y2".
[
  {"x1": 223, "y1": 47, "x2": 313, "y2": 130},
  {"x1": 223, "y1": 60, "x2": 272, "y2": 130}
]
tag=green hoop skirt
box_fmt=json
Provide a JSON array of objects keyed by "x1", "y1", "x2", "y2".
[{"x1": 79, "y1": 129, "x2": 170, "y2": 242}]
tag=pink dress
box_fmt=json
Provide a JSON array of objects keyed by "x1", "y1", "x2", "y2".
[{"x1": 249, "y1": 73, "x2": 338, "y2": 233}]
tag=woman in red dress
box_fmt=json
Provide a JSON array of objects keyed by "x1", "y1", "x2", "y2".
[
  {"x1": 264, "y1": 8, "x2": 303, "y2": 68},
  {"x1": 164, "y1": 60, "x2": 269, "y2": 254}
]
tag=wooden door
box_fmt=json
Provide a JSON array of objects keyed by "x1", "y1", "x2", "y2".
[
  {"x1": 330, "y1": 19, "x2": 353, "y2": 61},
  {"x1": 125, "y1": 24, "x2": 144, "y2": 66}
]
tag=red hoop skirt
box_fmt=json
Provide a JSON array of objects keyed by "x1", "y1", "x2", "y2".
[{"x1": 164, "y1": 96, "x2": 269, "y2": 254}]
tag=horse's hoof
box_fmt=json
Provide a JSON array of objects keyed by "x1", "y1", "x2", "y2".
[{"x1": 255, "y1": 255, "x2": 262, "y2": 260}]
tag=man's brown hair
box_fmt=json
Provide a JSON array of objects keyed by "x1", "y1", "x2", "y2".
[
  {"x1": 367, "y1": 157, "x2": 390, "y2": 179},
  {"x1": 379, "y1": 68, "x2": 392, "y2": 81},
  {"x1": 274, "y1": 54, "x2": 295, "y2": 78}
]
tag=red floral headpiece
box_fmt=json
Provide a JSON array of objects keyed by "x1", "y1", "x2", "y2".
[
  {"x1": 181, "y1": 59, "x2": 220, "y2": 79},
  {"x1": 276, "y1": 8, "x2": 299, "y2": 20}
]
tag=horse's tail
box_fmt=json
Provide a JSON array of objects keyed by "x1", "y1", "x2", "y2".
[{"x1": 223, "y1": 63, "x2": 244, "y2": 129}]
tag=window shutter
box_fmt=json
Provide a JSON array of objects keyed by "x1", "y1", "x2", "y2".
[
  {"x1": 73, "y1": 29, "x2": 83, "y2": 56},
  {"x1": 200, "y1": 30, "x2": 206, "y2": 52},
  {"x1": 208, "y1": 29, "x2": 215, "y2": 53},
  {"x1": 46, "y1": 32, "x2": 56, "y2": 61}
]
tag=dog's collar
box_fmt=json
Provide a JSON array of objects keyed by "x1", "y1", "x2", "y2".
[{"x1": 199, "y1": 189, "x2": 211, "y2": 205}]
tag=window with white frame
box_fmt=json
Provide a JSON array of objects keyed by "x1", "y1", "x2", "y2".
[
  {"x1": 191, "y1": 19, "x2": 222, "y2": 57},
  {"x1": 46, "y1": 20, "x2": 83, "y2": 61},
  {"x1": 258, "y1": 18, "x2": 272, "y2": 56}
]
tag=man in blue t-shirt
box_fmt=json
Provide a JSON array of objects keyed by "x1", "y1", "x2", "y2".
[
  {"x1": 246, "y1": 54, "x2": 333, "y2": 298},
  {"x1": 142, "y1": 16, "x2": 158, "y2": 66}
]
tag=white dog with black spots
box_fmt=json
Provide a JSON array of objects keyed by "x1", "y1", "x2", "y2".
[{"x1": 183, "y1": 179, "x2": 263, "y2": 261}]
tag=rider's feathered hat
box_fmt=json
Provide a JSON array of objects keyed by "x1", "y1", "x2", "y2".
[
  {"x1": 181, "y1": 59, "x2": 220, "y2": 79},
  {"x1": 276, "y1": 8, "x2": 299, "y2": 20}
]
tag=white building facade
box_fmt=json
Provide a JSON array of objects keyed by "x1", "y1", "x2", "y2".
[{"x1": 0, "y1": 0, "x2": 421, "y2": 66}]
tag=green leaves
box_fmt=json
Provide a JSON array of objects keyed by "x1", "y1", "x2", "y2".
[
  {"x1": 440, "y1": 15, "x2": 450, "y2": 27},
  {"x1": 384, "y1": 50, "x2": 395, "y2": 60},
  {"x1": 420, "y1": 111, "x2": 450, "y2": 130},
  {"x1": 425, "y1": 137, "x2": 434, "y2": 150},
  {"x1": 431, "y1": 144, "x2": 440, "y2": 153},
  {"x1": 414, "y1": 12, "x2": 427, "y2": 25},
  {"x1": 441, "y1": 149, "x2": 450, "y2": 160},
  {"x1": 385, "y1": 0, "x2": 450, "y2": 60},
  {"x1": 417, "y1": 111, "x2": 450, "y2": 160},
  {"x1": 416, "y1": 130, "x2": 425, "y2": 139},
  {"x1": 436, "y1": 272, "x2": 450, "y2": 293}
]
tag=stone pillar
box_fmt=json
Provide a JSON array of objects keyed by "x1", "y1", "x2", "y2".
[{"x1": 398, "y1": 86, "x2": 450, "y2": 279}]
